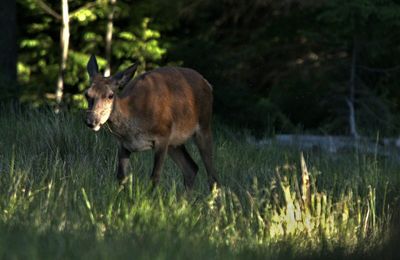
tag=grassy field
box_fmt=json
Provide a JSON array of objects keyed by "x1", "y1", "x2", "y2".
[{"x1": 0, "y1": 107, "x2": 399, "y2": 259}]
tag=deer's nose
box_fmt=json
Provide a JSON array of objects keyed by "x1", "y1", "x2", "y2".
[{"x1": 85, "y1": 118, "x2": 96, "y2": 128}]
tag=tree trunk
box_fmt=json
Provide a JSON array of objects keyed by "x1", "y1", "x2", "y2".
[
  {"x1": 0, "y1": 0, "x2": 17, "y2": 101},
  {"x1": 55, "y1": 0, "x2": 70, "y2": 112},
  {"x1": 348, "y1": 38, "x2": 359, "y2": 138},
  {"x1": 104, "y1": 0, "x2": 116, "y2": 77}
]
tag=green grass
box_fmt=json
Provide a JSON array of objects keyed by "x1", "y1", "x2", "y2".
[{"x1": 0, "y1": 107, "x2": 399, "y2": 259}]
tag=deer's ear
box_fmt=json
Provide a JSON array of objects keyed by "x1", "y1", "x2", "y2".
[
  {"x1": 87, "y1": 55, "x2": 99, "y2": 80},
  {"x1": 111, "y1": 63, "x2": 139, "y2": 88}
]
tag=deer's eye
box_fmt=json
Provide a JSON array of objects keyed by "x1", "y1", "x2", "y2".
[{"x1": 108, "y1": 93, "x2": 114, "y2": 99}]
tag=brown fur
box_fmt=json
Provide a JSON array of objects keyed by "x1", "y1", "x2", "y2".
[{"x1": 85, "y1": 56, "x2": 218, "y2": 189}]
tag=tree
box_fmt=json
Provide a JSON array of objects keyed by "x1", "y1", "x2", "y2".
[
  {"x1": 0, "y1": 0, "x2": 17, "y2": 101},
  {"x1": 104, "y1": 0, "x2": 116, "y2": 77},
  {"x1": 56, "y1": 0, "x2": 70, "y2": 112},
  {"x1": 34, "y1": 0, "x2": 96, "y2": 111},
  {"x1": 318, "y1": 0, "x2": 400, "y2": 136}
]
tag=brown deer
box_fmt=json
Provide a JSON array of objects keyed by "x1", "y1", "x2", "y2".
[{"x1": 84, "y1": 55, "x2": 218, "y2": 189}]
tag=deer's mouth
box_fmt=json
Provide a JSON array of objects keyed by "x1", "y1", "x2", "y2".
[
  {"x1": 92, "y1": 124, "x2": 101, "y2": 131},
  {"x1": 85, "y1": 119, "x2": 102, "y2": 131}
]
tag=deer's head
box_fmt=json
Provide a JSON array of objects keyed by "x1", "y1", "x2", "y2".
[{"x1": 84, "y1": 55, "x2": 138, "y2": 131}]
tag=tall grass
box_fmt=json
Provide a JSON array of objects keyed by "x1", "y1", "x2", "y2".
[{"x1": 0, "y1": 107, "x2": 399, "y2": 259}]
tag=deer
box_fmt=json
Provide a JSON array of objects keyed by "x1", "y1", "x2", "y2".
[{"x1": 84, "y1": 55, "x2": 219, "y2": 190}]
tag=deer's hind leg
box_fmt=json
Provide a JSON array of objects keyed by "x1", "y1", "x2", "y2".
[
  {"x1": 168, "y1": 144, "x2": 198, "y2": 189},
  {"x1": 194, "y1": 127, "x2": 219, "y2": 189}
]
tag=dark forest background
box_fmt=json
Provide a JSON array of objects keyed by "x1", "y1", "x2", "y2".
[{"x1": 2, "y1": 0, "x2": 400, "y2": 136}]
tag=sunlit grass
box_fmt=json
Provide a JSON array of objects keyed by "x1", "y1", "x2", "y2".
[{"x1": 0, "y1": 107, "x2": 399, "y2": 259}]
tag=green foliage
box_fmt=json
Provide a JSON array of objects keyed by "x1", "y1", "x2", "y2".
[
  {"x1": 17, "y1": 0, "x2": 166, "y2": 108},
  {"x1": 113, "y1": 17, "x2": 167, "y2": 73},
  {"x1": 70, "y1": 8, "x2": 97, "y2": 24}
]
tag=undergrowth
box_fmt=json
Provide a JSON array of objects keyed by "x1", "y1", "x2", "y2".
[{"x1": 0, "y1": 108, "x2": 399, "y2": 259}]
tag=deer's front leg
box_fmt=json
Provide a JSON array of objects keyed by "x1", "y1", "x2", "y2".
[{"x1": 117, "y1": 144, "x2": 131, "y2": 183}]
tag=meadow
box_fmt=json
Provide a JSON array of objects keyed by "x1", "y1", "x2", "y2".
[{"x1": 0, "y1": 107, "x2": 399, "y2": 259}]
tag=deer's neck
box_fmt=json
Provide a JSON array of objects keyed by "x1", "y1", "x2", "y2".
[{"x1": 108, "y1": 97, "x2": 129, "y2": 135}]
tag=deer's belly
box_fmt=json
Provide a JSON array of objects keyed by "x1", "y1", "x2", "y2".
[
  {"x1": 168, "y1": 123, "x2": 199, "y2": 146},
  {"x1": 122, "y1": 135, "x2": 153, "y2": 152}
]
